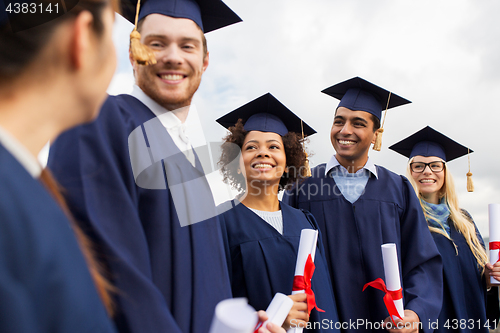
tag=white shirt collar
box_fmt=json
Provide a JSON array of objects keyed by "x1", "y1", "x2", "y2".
[
  {"x1": 130, "y1": 85, "x2": 206, "y2": 148},
  {"x1": 0, "y1": 125, "x2": 42, "y2": 178},
  {"x1": 325, "y1": 155, "x2": 378, "y2": 179}
]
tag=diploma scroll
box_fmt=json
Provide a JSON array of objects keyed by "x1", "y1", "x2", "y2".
[
  {"x1": 381, "y1": 243, "x2": 405, "y2": 321},
  {"x1": 254, "y1": 293, "x2": 293, "y2": 332},
  {"x1": 288, "y1": 229, "x2": 320, "y2": 333},
  {"x1": 489, "y1": 204, "x2": 500, "y2": 285},
  {"x1": 209, "y1": 298, "x2": 258, "y2": 333}
]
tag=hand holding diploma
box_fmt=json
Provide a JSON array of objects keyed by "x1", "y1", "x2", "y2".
[
  {"x1": 209, "y1": 298, "x2": 288, "y2": 333},
  {"x1": 363, "y1": 243, "x2": 404, "y2": 326},
  {"x1": 288, "y1": 229, "x2": 323, "y2": 333}
]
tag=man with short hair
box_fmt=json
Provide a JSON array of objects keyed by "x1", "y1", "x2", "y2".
[
  {"x1": 48, "y1": 1, "x2": 283, "y2": 332},
  {"x1": 284, "y1": 77, "x2": 443, "y2": 333}
]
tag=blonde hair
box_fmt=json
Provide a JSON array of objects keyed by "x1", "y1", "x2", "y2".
[{"x1": 406, "y1": 157, "x2": 488, "y2": 273}]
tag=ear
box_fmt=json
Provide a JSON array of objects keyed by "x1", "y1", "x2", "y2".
[
  {"x1": 371, "y1": 130, "x2": 378, "y2": 145},
  {"x1": 202, "y1": 51, "x2": 209, "y2": 73},
  {"x1": 70, "y1": 11, "x2": 94, "y2": 69}
]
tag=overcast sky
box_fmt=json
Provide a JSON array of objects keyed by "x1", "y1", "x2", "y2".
[{"x1": 107, "y1": 0, "x2": 500, "y2": 237}]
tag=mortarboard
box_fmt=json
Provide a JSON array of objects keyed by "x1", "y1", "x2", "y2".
[
  {"x1": 216, "y1": 93, "x2": 316, "y2": 137},
  {"x1": 321, "y1": 77, "x2": 411, "y2": 120},
  {"x1": 121, "y1": 0, "x2": 241, "y2": 33},
  {"x1": 126, "y1": 0, "x2": 241, "y2": 65},
  {"x1": 389, "y1": 126, "x2": 475, "y2": 192},
  {"x1": 217, "y1": 93, "x2": 316, "y2": 177},
  {"x1": 322, "y1": 77, "x2": 411, "y2": 151}
]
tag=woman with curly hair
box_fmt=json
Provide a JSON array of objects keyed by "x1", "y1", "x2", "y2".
[
  {"x1": 215, "y1": 93, "x2": 340, "y2": 332},
  {"x1": 390, "y1": 126, "x2": 499, "y2": 333}
]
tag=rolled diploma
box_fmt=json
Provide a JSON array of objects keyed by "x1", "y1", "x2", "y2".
[
  {"x1": 209, "y1": 298, "x2": 258, "y2": 333},
  {"x1": 489, "y1": 204, "x2": 500, "y2": 285},
  {"x1": 288, "y1": 229, "x2": 318, "y2": 333},
  {"x1": 256, "y1": 293, "x2": 294, "y2": 331},
  {"x1": 381, "y1": 243, "x2": 404, "y2": 320}
]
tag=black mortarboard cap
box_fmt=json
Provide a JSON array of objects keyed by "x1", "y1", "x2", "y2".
[
  {"x1": 321, "y1": 77, "x2": 411, "y2": 120},
  {"x1": 216, "y1": 93, "x2": 316, "y2": 137},
  {"x1": 121, "y1": 0, "x2": 241, "y2": 33},
  {"x1": 389, "y1": 126, "x2": 472, "y2": 162}
]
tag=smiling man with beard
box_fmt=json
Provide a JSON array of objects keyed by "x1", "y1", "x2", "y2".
[
  {"x1": 284, "y1": 77, "x2": 443, "y2": 333},
  {"x1": 43, "y1": 1, "x2": 280, "y2": 333}
]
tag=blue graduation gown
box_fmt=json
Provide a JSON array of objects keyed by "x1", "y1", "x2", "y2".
[
  {"x1": 0, "y1": 144, "x2": 116, "y2": 333},
  {"x1": 431, "y1": 214, "x2": 489, "y2": 332},
  {"x1": 47, "y1": 94, "x2": 231, "y2": 333},
  {"x1": 219, "y1": 200, "x2": 340, "y2": 332},
  {"x1": 283, "y1": 164, "x2": 443, "y2": 333}
]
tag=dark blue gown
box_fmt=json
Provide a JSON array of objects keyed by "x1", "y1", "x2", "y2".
[
  {"x1": 431, "y1": 214, "x2": 490, "y2": 332},
  {"x1": 0, "y1": 144, "x2": 116, "y2": 333},
  {"x1": 219, "y1": 200, "x2": 340, "y2": 332},
  {"x1": 47, "y1": 94, "x2": 232, "y2": 333},
  {"x1": 283, "y1": 164, "x2": 443, "y2": 333}
]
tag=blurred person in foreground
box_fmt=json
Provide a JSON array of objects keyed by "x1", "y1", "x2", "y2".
[{"x1": 0, "y1": 0, "x2": 118, "y2": 330}]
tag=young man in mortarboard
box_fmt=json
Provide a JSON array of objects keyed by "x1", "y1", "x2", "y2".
[
  {"x1": 284, "y1": 77, "x2": 443, "y2": 333},
  {"x1": 47, "y1": 1, "x2": 283, "y2": 332}
]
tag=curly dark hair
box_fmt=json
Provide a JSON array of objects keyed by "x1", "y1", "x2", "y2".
[{"x1": 218, "y1": 119, "x2": 310, "y2": 192}]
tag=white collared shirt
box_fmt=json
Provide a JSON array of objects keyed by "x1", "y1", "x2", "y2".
[
  {"x1": 324, "y1": 155, "x2": 378, "y2": 179},
  {"x1": 0, "y1": 125, "x2": 42, "y2": 178},
  {"x1": 131, "y1": 85, "x2": 206, "y2": 166},
  {"x1": 324, "y1": 155, "x2": 378, "y2": 203}
]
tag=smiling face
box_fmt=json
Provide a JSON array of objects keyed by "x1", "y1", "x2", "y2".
[
  {"x1": 330, "y1": 107, "x2": 378, "y2": 171},
  {"x1": 240, "y1": 131, "x2": 287, "y2": 190},
  {"x1": 410, "y1": 155, "x2": 446, "y2": 204},
  {"x1": 132, "y1": 14, "x2": 209, "y2": 111}
]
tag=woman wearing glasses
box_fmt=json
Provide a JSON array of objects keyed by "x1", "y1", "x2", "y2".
[{"x1": 389, "y1": 126, "x2": 496, "y2": 333}]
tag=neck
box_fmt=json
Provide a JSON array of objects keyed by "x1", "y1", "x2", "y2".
[
  {"x1": 422, "y1": 192, "x2": 440, "y2": 205},
  {"x1": 240, "y1": 181, "x2": 280, "y2": 211},
  {"x1": 0, "y1": 77, "x2": 87, "y2": 159},
  {"x1": 168, "y1": 105, "x2": 190, "y2": 123},
  {"x1": 335, "y1": 154, "x2": 368, "y2": 173}
]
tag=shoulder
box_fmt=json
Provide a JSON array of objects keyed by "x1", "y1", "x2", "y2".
[
  {"x1": 310, "y1": 163, "x2": 327, "y2": 178},
  {"x1": 459, "y1": 209, "x2": 474, "y2": 223},
  {"x1": 374, "y1": 165, "x2": 413, "y2": 190}
]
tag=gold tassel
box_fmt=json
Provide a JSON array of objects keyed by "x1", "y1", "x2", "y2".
[
  {"x1": 129, "y1": 0, "x2": 157, "y2": 66},
  {"x1": 372, "y1": 92, "x2": 391, "y2": 151},
  {"x1": 467, "y1": 172, "x2": 474, "y2": 192},
  {"x1": 301, "y1": 120, "x2": 311, "y2": 178},
  {"x1": 467, "y1": 148, "x2": 474, "y2": 192},
  {"x1": 304, "y1": 152, "x2": 312, "y2": 177},
  {"x1": 372, "y1": 128, "x2": 384, "y2": 151}
]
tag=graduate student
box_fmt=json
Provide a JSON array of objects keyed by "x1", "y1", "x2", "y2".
[
  {"x1": 0, "y1": 0, "x2": 118, "y2": 331},
  {"x1": 389, "y1": 126, "x2": 500, "y2": 332},
  {"x1": 284, "y1": 77, "x2": 443, "y2": 333},
  {"x1": 216, "y1": 93, "x2": 340, "y2": 332},
  {"x1": 47, "y1": 0, "x2": 285, "y2": 332}
]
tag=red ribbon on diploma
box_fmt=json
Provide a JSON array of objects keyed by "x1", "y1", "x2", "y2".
[
  {"x1": 490, "y1": 242, "x2": 500, "y2": 262},
  {"x1": 363, "y1": 278, "x2": 403, "y2": 326},
  {"x1": 292, "y1": 254, "x2": 324, "y2": 315}
]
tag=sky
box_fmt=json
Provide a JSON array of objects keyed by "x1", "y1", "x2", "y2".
[{"x1": 106, "y1": 0, "x2": 500, "y2": 237}]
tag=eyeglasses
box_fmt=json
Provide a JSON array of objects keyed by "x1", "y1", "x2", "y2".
[{"x1": 410, "y1": 161, "x2": 445, "y2": 173}]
